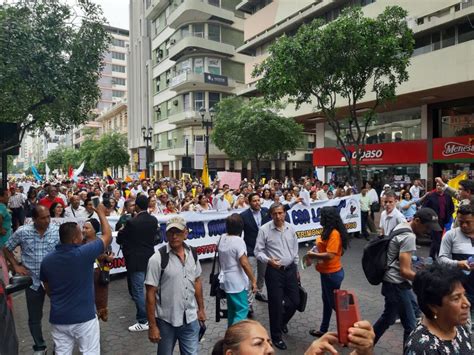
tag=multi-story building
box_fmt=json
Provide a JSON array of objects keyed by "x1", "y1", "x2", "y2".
[
  {"x1": 72, "y1": 26, "x2": 129, "y2": 148},
  {"x1": 237, "y1": 0, "x2": 474, "y2": 186},
  {"x1": 130, "y1": 0, "x2": 251, "y2": 178}
]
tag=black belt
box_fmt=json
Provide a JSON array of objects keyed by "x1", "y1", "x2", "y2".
[{"x1": 278, "y1": 264, "x2": 294, "y2": 271}]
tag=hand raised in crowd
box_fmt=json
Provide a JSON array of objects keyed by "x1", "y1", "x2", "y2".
[
  {"x1": 148, "y1": 324, "x2": 161, "y2": 343},
  {"x1": 94, "y1": 203, "x2": 107, "y2": 215},
  {"x1": 304, "y1": 321, "x2": 375, "y2": 355},
  {"x1": 435, "y1": 177, "x2": 445, "y2": 186}
]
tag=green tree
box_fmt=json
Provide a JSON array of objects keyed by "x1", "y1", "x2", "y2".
[
  {"x1": 0, "y1": 0, "x2": 110, "y2": 151},
  {"x1": 253, "y1": 6, "x2": 414, "y2": 189},
  {"x1": 93, "y1": 133, "x2": 129, "y2": 174},
  {"x1": 45, "y1": 147, "x2": 65, "y2": 171},
  {"x1": 211, "y1": 97, "x2": 304, "y2": 178},
  {"x1": 79, "y1": 138, "x2": 100, "y2": 173}
]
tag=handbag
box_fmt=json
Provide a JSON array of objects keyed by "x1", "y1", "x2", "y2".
[
  {"x1": 96, "y1": 260, "x2": 110, "y2": 286},
  {"x1": 297, "y1": 282, "x2": 308, "y2": 312},
  {"x1": 370, "y1": 202, "x2": 380, "y2": 213},
  {"x1": 209, "y1": 237, "x2": 223, "y2": 297}
]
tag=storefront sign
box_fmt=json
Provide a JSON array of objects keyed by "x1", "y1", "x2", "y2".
[
  {"x1": 24, "y1": 195, "x2": 361, "y2": 274},
  {"x1": 433, "y1": 135, "x2": 474, "y2": 162},
  {"x1": 204, "y1": 72, "x2": 228, "y2": 86},
  {"x1": 313, "y1": 140, "x2": 427, "y2": 166}
]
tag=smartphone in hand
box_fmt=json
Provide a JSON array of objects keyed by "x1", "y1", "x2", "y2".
[
  {"x1": 92, "y1": 196, "x2": 100, "y2": 208},
  {"x1": 334, "y1": 289, "x2": 361, "y2": 345}
]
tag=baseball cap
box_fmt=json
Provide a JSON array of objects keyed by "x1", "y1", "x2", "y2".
[
  {"x1": 383, "y1": 184, "x2": 390, "y2": 189},
  {"x1": 166, "y1": 216, "x2": 187, "y2": 232},
  {"x1": 414, "y1": 208, "x2": 442, "y2": 232}
]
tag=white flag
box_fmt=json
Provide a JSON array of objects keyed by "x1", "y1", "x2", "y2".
[
  {"x1": 45, "y1": 163, "x2": 50, "y2": 181},
  {"x1": 73, "y1": 161, "x2": 85, "y2": 181}
]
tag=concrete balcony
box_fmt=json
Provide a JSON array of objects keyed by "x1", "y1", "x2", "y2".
[
  {"x1": 168, "y1": 142, "x2": 224, "y2": 157},
  {"x1": 168, "y1": 35, "x2": 235, "y2": 61},
  {"x1": 167, "y1": 109, "x2": 202, "y2": 126},
  {"x1": 145, "y1": 0, "x2": 169, "y2": 20},
  {"x1": 168, "y1": 0, "x2": 234, "y2": 29},
  {"x1": 169, "y1": 71, "x2": 236, "y2": 93}
]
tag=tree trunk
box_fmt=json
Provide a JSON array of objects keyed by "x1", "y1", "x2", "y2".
[{"x1": 255, "y1": 158, "x2": 261, "y2": 182}]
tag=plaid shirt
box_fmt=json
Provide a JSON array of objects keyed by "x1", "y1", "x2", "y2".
[
  {"x1": 5, "y1": 223, "x2": 59, "y2": 290},
  {"x1": 8, "y1": 193, "x2": 25, "y2": 209}
]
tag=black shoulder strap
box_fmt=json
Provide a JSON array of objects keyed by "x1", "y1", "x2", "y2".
[
  {"x1": 160, "y1": 244, "x2": 198, "y2": 279},
  {"x1": 389, "y1": 227, "x2": 413, "y2": 240},
  {"x1": 159, "y1": 246, "x2": 169, "y2": 279},
  {"x1": 210, "y1": 237, "x2": 222, "y2": 279}
]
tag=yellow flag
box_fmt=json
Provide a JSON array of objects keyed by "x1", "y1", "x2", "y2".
[
  {"x1": 202, "y1": 157, "x2": 210, "y2": 188},
  {"x1": 448, "y1": 172, "x2": 468, "y2": 219}
]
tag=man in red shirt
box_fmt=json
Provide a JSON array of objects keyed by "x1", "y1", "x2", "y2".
[{"x1": 38, "y1": 187, "x2": 65, "y2": 210}]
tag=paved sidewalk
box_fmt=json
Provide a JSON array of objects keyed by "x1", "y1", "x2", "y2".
[{"x1": 13, "y1": 237, "x2": 425, "y2": 354}]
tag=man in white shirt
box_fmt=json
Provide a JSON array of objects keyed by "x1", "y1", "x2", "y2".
[
  {"x1": 409, "y1": 179, "x2": 424, "y2": 201},
  {"x1": 64, "y1": 195, "x2": 87, "y2": 219},
  {"x1": 316, "y1": 183, "x2": 330, "y2": 201},
  {"x1": 299, "y1": 181, "x2": 311, "y2": 207},
  {"x1": 379, "y1": 190, "x2": 406, "y2": 236}
]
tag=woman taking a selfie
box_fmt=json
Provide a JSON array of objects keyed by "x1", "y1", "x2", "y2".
[
  {"x1": 405, "y1": 264, "x2": 472, "y2": 354},
  {"x1": 306, "y1": 206, "x2": 348, "y2": 337}
]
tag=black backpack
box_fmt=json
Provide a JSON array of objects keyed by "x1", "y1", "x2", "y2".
[
  {"x1": 158, "y1": 244, "x2": 198, "y2": 278},
  {"x1": 362, "y1": 228, "x2": 412, "y2": 285}
]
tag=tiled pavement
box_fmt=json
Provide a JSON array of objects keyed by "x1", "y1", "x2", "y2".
[{"x1": 12, "y1": 237, "x2": 428, "y2": 354}]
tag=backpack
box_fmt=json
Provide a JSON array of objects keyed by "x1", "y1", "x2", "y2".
[
  {"x1": 158, "y1": 244, "x2": 198, "y2": 278},
  {"x1": 362, "y1": 228, "x2": 412, "y2": 285}
]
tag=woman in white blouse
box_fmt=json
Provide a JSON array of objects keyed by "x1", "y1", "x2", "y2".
[{"x1": 218, "y1": 213, "x2": 257, "y2": 327}]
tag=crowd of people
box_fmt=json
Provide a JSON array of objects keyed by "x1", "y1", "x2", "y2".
[{"x1": 0, "y1": 173, "x2": 473, "y2": 355}]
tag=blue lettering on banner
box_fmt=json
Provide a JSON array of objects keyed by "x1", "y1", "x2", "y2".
[
  {"x1": 207, "y1": 219, "x2": 226, "y2": 237},
  {"x1": 291, "y1": 209, "x2": 311, "y2": 225}
]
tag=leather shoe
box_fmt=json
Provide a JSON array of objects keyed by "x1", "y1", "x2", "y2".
[
  {"x1": 255, "y1": 292, "x2": 268, "y2": 303},
  {"x1": 281, "y1": 324, "x2": 288, "y2": 334},
  {"x1": 273, "y1": 339, "x2": 287, "y2": 350}
]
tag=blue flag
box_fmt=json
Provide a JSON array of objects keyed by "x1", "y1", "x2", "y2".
[{"x1": 31, "y1": 165, "x2": 43, "y2": 182}]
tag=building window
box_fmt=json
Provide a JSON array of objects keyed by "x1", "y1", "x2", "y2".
[
  {"x1": 112, "y1": 38, "x2": 125, "y2": 47},
  {"x1": 458, "y1": 22, "x2": 474, "y2": 43},
  {"x1": 112, "y1": 77, "x2": 126, "y2": 86},
  {"x1": 112, "y1": 51, "x2": 125, "y2": 60},
  {"x1": 194, "y1": 92, "x2": 204, "y2": 110},
  {"x1": 208, "y1": 0, "x2": 219, "y2": 6},
  {"x1": 440, "y1": 104, "x2": 474, "y2": 137},
  {"x1": 441, "y1": 27, "x2": 455, "y2": 48},
  {"x1": 324, "y1": 107, "x2": 421, "y2": 147},
  {"x1": 194, "y1": 58, "x2": 204, "y2": 74},
  {"x1": 208, "y1": 23, "x2": 221, "y2": 42},
  {"x1": 193, "y1": 23, "x2": 204, "y2": 38},
  {"x1": 207, "y1": 57, "x2": 221, "y2": 75},
  {"x1": 183, "y1": 93, "x2": 191, "y2": 111},
  {"x1": 112, "y1": 90, "x2": 125, "y2": 98},
  {"x1": 112, "y1": 64, "x2": 126, "y2": 73},
  {"x1": 209, "y1": 92, "x2": 220, "y2": 108}
]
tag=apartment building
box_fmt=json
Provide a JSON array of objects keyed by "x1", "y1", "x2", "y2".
[
  {"x1": 129, "y1": 0, "x2": 250, "y2": 178},
  {"x1": 72, "y1": 26, "x2": 129, "y2": 148},
  {"x1": 237, "y1": 0, "x2": 474, "y2": 186}
]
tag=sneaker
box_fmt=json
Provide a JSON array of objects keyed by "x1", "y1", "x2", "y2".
[{"x1": 128, "y1": 322, "x2": 149, "y2": 332}]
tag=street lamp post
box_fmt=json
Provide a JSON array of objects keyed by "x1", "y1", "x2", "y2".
[
  {"x1": 141, "y1": 125, "x2": 153, "y2": 178},
  {"x1": 199, "y1": 106, "x2": 215, "y2": 170}
]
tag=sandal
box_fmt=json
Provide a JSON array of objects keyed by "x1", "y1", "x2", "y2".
[{"x1": 309, "y1": 329, "x2": 325, "y2": 337}]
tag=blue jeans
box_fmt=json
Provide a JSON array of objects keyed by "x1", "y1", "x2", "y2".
[
  {"x1": 156, "y1": 318, "x2": 199, "y2": 355},
  {"x1": 319, "y1": 269, "x2": 344, "y2": 332},
  {"x1": 373, "y1": 281, "x2": 416, "y2": 344},
  {"x1": 129, "y1": 271, "x2": 147, "y2": 324}
]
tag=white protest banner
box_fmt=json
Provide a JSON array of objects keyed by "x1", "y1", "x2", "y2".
[
  {"x1": 24, "y1": 195, "x2": 360, "y2": 274},
  {"x1": 217, "y1": 171, "x2": 241, "y2": 189}
]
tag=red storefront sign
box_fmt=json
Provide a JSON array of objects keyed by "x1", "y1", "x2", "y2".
[
  {"x1": 313, "y1": 140, "x2": 427, "y2": 167},
  {"x1": 433, "y1": 135, "x2": 474, "y2": 162}
]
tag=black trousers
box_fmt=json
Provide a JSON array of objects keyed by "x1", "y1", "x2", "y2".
[
  {"x1": 265, "y1": 264, "x2": 300, "y2": 340},
  {"x1": 361, "y1": 211, "x2": 369, "y2": 238},
  {"x1": 25, "y1": 286, "x2": 47, "y2": 351}
]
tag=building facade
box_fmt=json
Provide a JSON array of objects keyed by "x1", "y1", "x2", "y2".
[
  {"x1": 236, "y1": 0, "x2": 474, "y2": 186},
  {"x1": 72, "y1": 26, "x2": 129, "y2": 148}
]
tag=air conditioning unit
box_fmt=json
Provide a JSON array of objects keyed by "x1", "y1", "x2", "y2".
[{"x1": 173, "y1": 99, "x2": 179, "y2": 106}]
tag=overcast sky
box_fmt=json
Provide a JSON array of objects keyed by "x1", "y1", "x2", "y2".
[{"x1": 95, "y1": 0, "x2": 130, "y2": 30}]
